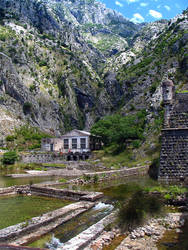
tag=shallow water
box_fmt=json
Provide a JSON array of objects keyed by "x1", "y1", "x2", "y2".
[
  {"x1": 157, "y1": 217, "x2": 188, "y2": 250},
  {"x1": 0, "y1": 167, "x2": 62, "y2": 187},
  {"x1": 29, "y1": 176, "x2": 158, "y2": 248},
  {"x1": 57, "y1": 176, "x2": 159, "y2": 202},
  {"x1": 0, "y1": 195, "x2": 72, "y2": 229},
  {"x1": 0, "y1": 174, "x2": 60, "y2": 187}
]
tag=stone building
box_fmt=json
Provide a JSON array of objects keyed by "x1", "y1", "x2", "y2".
[
  {"x1": 41, "y1": 129, "x2": 102, "y2": 154},
  {"x1": 159, "y1": 79, "x2": 188, "y2": 182}
]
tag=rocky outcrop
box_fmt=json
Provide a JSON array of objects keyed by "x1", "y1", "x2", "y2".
[{"x1": 0, "y1": 52, "x2": 63, "y2": 135}]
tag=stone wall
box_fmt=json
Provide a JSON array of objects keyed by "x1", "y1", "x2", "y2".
[
  {"x1": 159, "y1": 128, "x2": 188, "y2": 181},
  {"x1": 30, "y1": 185, "x2": 103, "y2": 201},
  {"x1": 21, "y1": 152, "x2": 91, "y2": 163},
  {"x1": 84, "y1": 165, "x2": 149, "y2": 180},
  {"x1": 21, "y1": 153, "x2": 64, "y2": 163},
  {"x1": 169, "y1": 93, "x2": 188, "y2": 128}
]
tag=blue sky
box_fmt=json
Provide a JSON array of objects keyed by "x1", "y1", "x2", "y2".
[{"x1": 99, "y1": 0, "x2": 187, "y2": 23}]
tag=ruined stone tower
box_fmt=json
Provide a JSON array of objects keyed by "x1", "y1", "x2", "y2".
[
  {"x1": 162, "y1": 79, "x2": 175, "y2": 128},
  {"x1": 159, "y1": 79, "x2": 188, "y2": 182}
]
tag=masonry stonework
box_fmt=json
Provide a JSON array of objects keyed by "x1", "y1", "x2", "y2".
[{"x1": 159, "y1": 80, "x2": 188, "y2": 182}]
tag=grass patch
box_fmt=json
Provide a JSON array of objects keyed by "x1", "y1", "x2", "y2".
[
  {"x1": 59, "y1": 178, "x2": 67, "y2": 183},
  {"x1": 144, "y1": 185, "x2": 187, "y2": 200},
  {"x1": 0, "y1": 162, "x2": 44, "y2": 171},
  {"x1": 41, "y1": 163, "x2": 66, "y2": 168},
  {"x1": 92, "y1": 150, "x2": 151, "y2": 169}
]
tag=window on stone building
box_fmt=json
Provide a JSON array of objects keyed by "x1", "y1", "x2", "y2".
[
  {"x1": 64, "y1": 139, "x2": 69, "y2": 149},
  {"x1": 80, "y1": 138, "x2": 86, "y2": 149},
  {"x1": 72, "y1": 138, "x2": 77, "y2": 149}
]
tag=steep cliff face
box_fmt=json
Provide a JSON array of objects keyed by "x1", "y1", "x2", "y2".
[
  {"x1": 0, "y1": 0, "x2": 187, "y2": 138},
  {"x1": 116, "y1": 12, "x2": 188, "y2": 115},
  {"x1": 0, "y1": 0, "x2": 112, "y2": 136}
]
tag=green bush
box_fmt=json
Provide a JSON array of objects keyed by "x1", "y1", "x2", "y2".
[
  {"x1": 2, "y1": 151, "x2": 18, "y2": 165},
  {"x1": 6, "y1": 135, "x2": 15, "y2": 142},
  {"x1": 93, "y1": 174, "x2": 99, "y2": 183},
  {"x1": 59, "y1": 178, "x2": 67, "y2": 183},
  {"x1": 38, "y1": 60, "x2": 47, "y2": 67},
  {"x1": 29, "y1": 84, "x2": 36, "y2": 92},
  {"x1": 131, "y1": 140, "x2": 141, "y2": 148},
  {"x1": 149, "y1": 83, "x2": 158, "y2": 94},
  {"x1": 23, "y1": 102, "x2": 32, "y2": 114},
  {"x1": 83, "y1": 174, "x2": 91, "y2": 182}
]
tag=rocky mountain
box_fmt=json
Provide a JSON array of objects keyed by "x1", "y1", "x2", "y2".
[{"x1": 0, "y1": 0, "x2": 187, "y2": 140}]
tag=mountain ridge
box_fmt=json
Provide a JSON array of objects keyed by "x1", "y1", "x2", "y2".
[{"x1": 0, "y1": 0, "x2": 187, "y2": 142}]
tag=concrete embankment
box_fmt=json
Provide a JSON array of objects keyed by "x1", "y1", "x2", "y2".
[
  {"x1": 30, "y1": 185, "x2": 103, "y2": 201},
  {"x1": 58, "y1": 211, "x2": 117, "y2": 250},
  {"x1": 0, "y1": 184, "x2": 103, "y2": 202},
  {"x1": 0, "y1": 186, "x2": 17, "y2": 196}
]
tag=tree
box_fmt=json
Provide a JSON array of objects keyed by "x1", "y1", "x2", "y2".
[
  {"x1": 2, "y1": 151, "x2": 19, "y2": 165},
  {"x1": 91, "y1": 110, "x2": 146, "y2": 153}
]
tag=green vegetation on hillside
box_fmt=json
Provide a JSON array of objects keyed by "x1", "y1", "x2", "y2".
[
  {"x1": 5, "y1": 125, "x2": 53, "y2": 151},
  {"x1": 91, "y1": 110, "x2": 147, "y2": 154}
]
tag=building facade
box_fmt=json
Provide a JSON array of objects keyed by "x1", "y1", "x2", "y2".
[{"x1": 41, "y1": 129, "x2": 101, "y2": 154}]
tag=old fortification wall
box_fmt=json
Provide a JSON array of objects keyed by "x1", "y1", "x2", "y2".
[
  {"x1": 169, "y1": 93, "x2": 188, "y2": 128},
  {"x1": 159, "y1": 84, "x2": 188, "y2": 182},
  {"x1": 159, "y1": 128, "x2": 188, "y2": 181}
]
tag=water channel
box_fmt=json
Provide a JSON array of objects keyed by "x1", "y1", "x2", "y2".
[{"x1": 29, "y1": 176, "x2": 160, "y2": 248}]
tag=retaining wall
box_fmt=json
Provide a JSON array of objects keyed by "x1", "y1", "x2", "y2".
[
  {"x1": 21, "y1": 153, "x2": 64, "y2": 163},
  {"x1": 21, "y1": 152, "x2": 91, "y2": 163},
  {"x1": 84, "y1": 165, "x2": 149, "y2": 180}
]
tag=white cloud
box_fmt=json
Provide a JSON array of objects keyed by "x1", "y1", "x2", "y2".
[
  {"x1": 149, "y1": 9, "x2": 162, "y2": 19},
  {"x1": 125, "y1": 0, "x2": 140, "y2": 4},
  {"x1": 130, "y1": 13, "x2": 145, "y2": 23},
  {"x1": 157, "y1": 5, "x2": 161, "y2": 9},
  {"x1": 164, "y1": 5, "x2": 171, "y2": 11},
  {"x1": 115, "y1": 1, "x2": 124, "y2": 7},
  {"x1": 140, "y1": 2, "x2": 148, "y2": 7}
]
